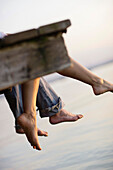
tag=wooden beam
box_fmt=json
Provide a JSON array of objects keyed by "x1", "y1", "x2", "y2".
[
  {"x1": 37, "y1": 19, "x2": 71, "y2": 36},
  {"x1": 0, "y1": 20, "x2": 71, "y2": 90},
  {"x1": 0, "y1": 19, "x2": 71, "y2": 48}
]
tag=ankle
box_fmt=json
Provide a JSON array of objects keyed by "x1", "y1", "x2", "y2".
[{"x1": 92, "y1": 76, "x2": 103, "y2": 87}]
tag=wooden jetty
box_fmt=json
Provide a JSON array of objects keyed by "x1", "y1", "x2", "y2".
[{"x1": 0, "y1": 19, "x2": 71, "y2": 90}]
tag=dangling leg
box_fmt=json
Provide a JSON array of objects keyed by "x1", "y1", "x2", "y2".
[
  {"x1": 4, "y1": 84, "x2": 48, "y2": 136},
  {"x1": 58, "y1": 57, "x2": 113, "y2": 95},
  {"x1": 37, "y1": 78, "x2": 83, "y2": 124},
  {"x1": 17, "y1": 78, "x2": 42, "y2": 150}
]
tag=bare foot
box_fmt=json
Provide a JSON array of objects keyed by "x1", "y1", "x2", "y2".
[
  {"x1": 92, "y1": 78, "x2": 113, "y2": 95},
  {"x1": 16, "y1": 127, "x2": 48, "y2": 137},
  {"x1": 38, "y1": 129, "x2": 48, "y2": 137},
  {"x1": 17, "y1": 113, "x2": 42, "y2": 150},
  {"x1": 49, "y1": 109, "x2": 83, "y2": 125}
]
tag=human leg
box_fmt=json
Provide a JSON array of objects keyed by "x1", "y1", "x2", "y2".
[
  {"x1": 4, "y1": 77, "x2": 64, "y2": 131},
  {"x1": 4, "y1": 76, "x2": 83, "y2": 138},
  {"x1": 12, "y1": 77, "x2": 82, "y2": 128},
  {"x1": 17, "y1": 78, "x2": 42, "y2": 150},
  {"x1": 58, "y1": 57, "x2": 113, "y2": 95},
  {"x1": 37, "y1": 78, "x2": 64, "y2": 118},
  {"x1": 4, "y1": 84, "x2": 48, "y2": 136},
  {"x1": 38, "y1": 78, "x2": 83, "y2": 123}
]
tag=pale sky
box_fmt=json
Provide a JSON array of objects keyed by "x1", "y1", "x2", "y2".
[{"x1": 0, "y1": 0, "x2": 113, "y2": 67}]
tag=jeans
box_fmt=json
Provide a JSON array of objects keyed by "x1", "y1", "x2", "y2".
[{"x1": 4, "y1": 77, "x2": 64, "y2": 128}]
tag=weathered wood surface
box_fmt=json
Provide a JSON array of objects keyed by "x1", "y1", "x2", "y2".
[
  {"x1": 0, "y1": 20, "x2": 71, "y2": 90},
  {"x1": 0, "y1": 19, "x2": 71, "y2": 48}
]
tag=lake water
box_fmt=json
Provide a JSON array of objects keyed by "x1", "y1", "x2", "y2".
[{"x1": 0, "y1": 62, "x2": 113, "y2": 170}]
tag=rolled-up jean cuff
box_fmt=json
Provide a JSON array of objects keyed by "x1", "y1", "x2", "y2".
[{"x1": 39, "y1": 97, "x2": 65, "y2": 118}]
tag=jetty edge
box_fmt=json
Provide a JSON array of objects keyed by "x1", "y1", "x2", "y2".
[{"x1": 0, "y1": 19, "x2": 71, "y2": 90}]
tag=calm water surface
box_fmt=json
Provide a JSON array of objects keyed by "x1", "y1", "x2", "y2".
[{"x1": 0, "y1": 63, "x2": 113, "y2": 170}]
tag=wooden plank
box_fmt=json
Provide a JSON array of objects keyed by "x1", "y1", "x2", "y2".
[
  {"x1": 0, "y1": 19, "x2": 71, "y2": 48},
  {"x1": 38, "y1": 19, "x2": 71, "y2": 36},
  {"x1": 0, "y1": 33, "x2": 71, "y2": 90},
  {"x1": 0, "y1": 29, "x2": 38, "y2": 48}
]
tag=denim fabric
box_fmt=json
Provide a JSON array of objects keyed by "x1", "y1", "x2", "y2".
[
  {"x1": 4, "y1": 85, "x2": 23, "y2": 127},
  {"x1": 4, "y1": 85, "x2": 23, "y2": 119},
  {"x1": 37, "y1": 78, "x2": 64, "y2": 118},
  {"x1": 4, "y1": 78, "x2": 64, "y2": 127}
]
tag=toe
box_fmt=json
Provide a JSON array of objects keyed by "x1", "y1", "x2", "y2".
[
  {"x1": 38, "y1": 129, "x2": 48, "y2": 137},
  {"x1": 36, "y1": 139, "x2": 42, "y2": 150},
  {"x1": 77, "y1": 114, "x2": 83, "y2": 119},
  {"x1": 36, "y1": 144, "x2": 42, "y2": 150},
  {"x1": 42, "y1": 131, "x2": 48, "y2": 137},
  {"x1": 33, "y1": 141, "x2": 42, "y2": 150}
]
